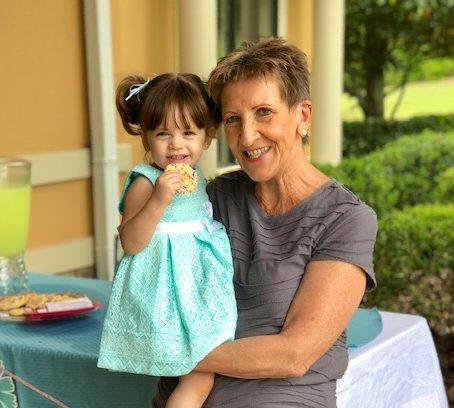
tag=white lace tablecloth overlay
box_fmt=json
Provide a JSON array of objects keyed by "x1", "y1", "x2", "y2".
[{"x1": 337, "y1": 311, "x2": 448, "y2": 408}]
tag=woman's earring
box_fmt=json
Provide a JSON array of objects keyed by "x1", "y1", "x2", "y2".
[{"x1": 301, "y1": 129, "x2": 308, "y2": 138}]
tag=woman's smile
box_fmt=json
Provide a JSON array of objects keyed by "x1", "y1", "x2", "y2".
[{"x1": 243, "y1": 146, "x2": 271, "y2": 160}]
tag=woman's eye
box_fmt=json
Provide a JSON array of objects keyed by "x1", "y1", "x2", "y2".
[{"x1": 257, "y1": 107, "x2": 272, "y2": 116}]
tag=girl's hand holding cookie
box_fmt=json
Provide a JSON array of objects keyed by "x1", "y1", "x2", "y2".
[
  {"x1": 165, "y1": 163, "x2": 198, "y2": 194},
  {"x1": 152, "y1": 170, "x2": 184, "y2": 206}
]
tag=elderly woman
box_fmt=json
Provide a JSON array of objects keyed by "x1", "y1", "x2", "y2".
[{"x1": 153, "y1": 38, "x2": 377, "y2": 408}]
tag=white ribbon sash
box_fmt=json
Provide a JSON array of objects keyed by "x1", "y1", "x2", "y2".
[
  {"x1": 155, "y1": 219, "x2": 205, "y2": 235},
  {"x1": 154, "y1": 201, "x2": 223, "y2": 235}
]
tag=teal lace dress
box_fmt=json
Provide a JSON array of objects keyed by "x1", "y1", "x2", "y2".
[{"x1": 97, "y1": 163, "x2": 237, "y2": 376}]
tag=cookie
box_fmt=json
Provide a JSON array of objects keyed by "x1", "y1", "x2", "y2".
[
  {"x1": 0, "y1": 291, "x2": 91, "y2": 317},
  {"x1": 9, "y1": 307, "x2": 33, "y2": 316},
  {"x1": 165, "y1": 163, "x2": 198, "y2": 194},
  {"x1": 47, "y1": 293, "x2": 74, "y2": 303},
  {"x1": 25, "y1": 293, "x2": 48, "y2": 309},
  {"x1": 0, "y1": 293, "x2": 28, "y2": 311}
]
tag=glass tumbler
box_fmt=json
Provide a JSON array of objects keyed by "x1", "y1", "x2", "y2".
[{"x1": 0, "y1": 156, "x2": 31, "y2": 295}]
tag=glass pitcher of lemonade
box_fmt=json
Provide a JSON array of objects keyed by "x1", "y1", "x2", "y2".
[{"x1": 0, "y1": 156, "x2": 31, "y2": 295}]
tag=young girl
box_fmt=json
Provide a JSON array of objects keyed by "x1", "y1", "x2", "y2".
[{"x1": 97, "y1": 73, "x2": 237, "y2": 407}]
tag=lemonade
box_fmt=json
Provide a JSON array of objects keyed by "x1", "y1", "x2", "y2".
[{"x1": 0, "y1": 185, "x2": 31, "y2": 256}]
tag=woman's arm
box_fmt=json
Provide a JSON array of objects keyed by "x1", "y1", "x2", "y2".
[
  {"x1": 119, "y1": 171, "x2": 183, "y2": 254},
  {"x1": 196, "y1": 260, "x2": 366, "y2": 379}
]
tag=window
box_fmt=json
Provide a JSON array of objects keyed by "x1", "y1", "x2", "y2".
[{"x1": 217, "y1": 0, "x2": 278, "y2": 167}]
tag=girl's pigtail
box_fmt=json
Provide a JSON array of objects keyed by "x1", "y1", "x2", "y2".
[{"x1": 116, "y1": 75, "x2": 147, "y2": 135}]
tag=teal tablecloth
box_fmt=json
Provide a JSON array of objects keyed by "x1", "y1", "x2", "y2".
[
  {"x1": 347, "y1": 307, "x2": 382, "y2": 348},
  {"x1": 0, "y1": 273, "x2": 382, "y2": 408},
  {"x1": 0, "y1": 273, "x2": 157, "y2": 408}
]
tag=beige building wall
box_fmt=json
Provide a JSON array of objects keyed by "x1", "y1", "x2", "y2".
[
  {"x1": 286, "y1": 0, "x2": 314, "y2": 66},
  {"x1": 0, "y1": 1, "x2": 92, "y2": 256},
  {"x1": 1, "y1": 0, "x2": 317, "y2": 277},
  {"x1": 284, "y1": 0, "x2": 314, "y2": 157},
  {"x1": 0, "y1": 0, "x2": 176, "y2": 275},
  {"x1": 111, "y1": 0, "x2": 176, "y2": 170}
]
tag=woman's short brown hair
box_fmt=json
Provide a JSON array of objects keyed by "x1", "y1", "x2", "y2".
[
  {"x1": 207, "y1": 37, "x2": 311, "y2": 110},
  {"x1": 116, "y1": 73, "x2": 221, "y2": 136}
]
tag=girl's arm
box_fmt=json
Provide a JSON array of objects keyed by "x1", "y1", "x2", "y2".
[
  {"x1": 119, "y1": 171, "x2": 183, "y2": 255},
  {"x1": 196, "y1": 260, "x2": 366, "y2": 378}
]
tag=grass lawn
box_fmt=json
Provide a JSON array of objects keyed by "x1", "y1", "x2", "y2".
[{"x1": 342, "y1": 76, "x2": 454, "y2": 121}]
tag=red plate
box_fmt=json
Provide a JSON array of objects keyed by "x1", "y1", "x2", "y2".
[{"x1": 0, "y1": 300, "x2": 102, "y2": 323}]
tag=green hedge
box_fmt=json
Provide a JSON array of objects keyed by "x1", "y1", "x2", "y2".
[
  {"x1": 317, "y1": 157, "x2": 397, "y2": 218},
  {"x1": 343, "y1": 114, "x2": 454, "y2": 157},
  {"x1": 318, "y1": 131, "x2": 454, "y2": 217},
  {"x1": 317, "y1": 132, "x2": 454, "y2": 336},
  {"x1": 363, "y1": 204, "x2": 454, "y2": 335},
  {"x1": 434, "y1": 166, "x2": 454, "y2": 204}
]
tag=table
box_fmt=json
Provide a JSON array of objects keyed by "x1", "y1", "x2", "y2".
[
  {"x1": 0, "y1": 274, "x2": 448, "y2": 407},
  {"x1": 0, "y1": 273, "x2": 158, "y2": 408},
  {"x1": 337, "y1": 311, "x2": 448, "y2": 408}
]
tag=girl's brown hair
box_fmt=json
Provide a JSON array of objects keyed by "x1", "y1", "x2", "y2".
[{"x1": 116, "y1": 73, "x2": 221, "y2": 138}]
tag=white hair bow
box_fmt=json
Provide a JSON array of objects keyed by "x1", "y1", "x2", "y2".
[{"x1": 125, "y1": 80, "x2": 150, "y2": 101}]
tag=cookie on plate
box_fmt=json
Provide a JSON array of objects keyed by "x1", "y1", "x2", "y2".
[
  {"x1": 25, "y1": 293, "x2": 48, "y2": 309},
  {"x1": 0, "y1": 293, "x2": 29, "y2": 311},
  {"x1": 9, "y1": 307, "x2": 33, "y2": 316}
]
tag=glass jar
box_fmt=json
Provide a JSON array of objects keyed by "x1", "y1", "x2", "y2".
[{"x1": 0, "y1": 156, "x2": 31, "y2": 295}]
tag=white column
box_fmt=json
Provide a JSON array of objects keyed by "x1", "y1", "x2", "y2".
[
  {"x1": 310, "y1": 0, "x2": 345, "y2": 165},
  {"x1": 83, "y1": 0, "x2": 119, "y2": 280},
  {"x1": 277, "y1": 0, "x2": 288, "y2": 38},
  {"x1": 175, "y1": 0, "x2": 218, "y2": 177}
]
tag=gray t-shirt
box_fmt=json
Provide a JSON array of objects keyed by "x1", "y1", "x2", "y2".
[{"x1": 153, "y1": 171, "x2": 377, "y2": 408}]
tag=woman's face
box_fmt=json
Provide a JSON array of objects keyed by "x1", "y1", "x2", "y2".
[{"x1": 221, "y1": 76, "x2": 311, "y2": 183}]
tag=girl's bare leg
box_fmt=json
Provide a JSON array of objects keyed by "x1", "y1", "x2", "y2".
[{"x1": 165, "y1": 371, "x2": 214, "y2": 408}]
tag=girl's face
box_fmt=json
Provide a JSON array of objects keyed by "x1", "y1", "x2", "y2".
[
  {"x1": 221, "y1": 76, "x2": 311, "y2": 183},
  {"x1": 144, "y1": 106, "x2": 212, "y2": 169}
]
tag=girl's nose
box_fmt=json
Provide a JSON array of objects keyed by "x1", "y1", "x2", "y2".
[{"x1": 169, "y1": 136, "x2": 182, "y2": 150}]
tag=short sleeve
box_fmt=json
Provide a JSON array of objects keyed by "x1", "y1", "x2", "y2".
[
  {"x1": 118, "y1": 163, "x2": 159, "y2": 214},
  {"x1": 311, "y1": 204, "x2": 378, "y2": 291}
]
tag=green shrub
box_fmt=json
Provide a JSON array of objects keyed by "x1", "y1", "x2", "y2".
[
  {"x1": 376, "y1": 131, "x2": 454, "y2": 209},
  {"x1": 343, "y1": 114, "x2": 454, "y2": 157},
  {"x1": 319, "y1": 131, "x2": 454, "y2": 216},
  {"x1": 363, "y1": 204, "x2": 454, "y2": 335},
  {"x1": 408, "y1": 58, "x2": 454, "y2": 82},
  {"x1": 323, "y1": 156, "x2": 398, "y2": 217},
  {"x1": 317, "y1": 132, "x2": 454, "y2": 336},
  {"x1": 386, "y1": 58, "x2": 454, "y2": 85},
  {"x1": 434, "y1": 166, "x2": 454, "y2": 204}
]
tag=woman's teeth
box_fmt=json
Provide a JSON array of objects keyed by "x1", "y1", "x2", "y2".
[{"x1": 244, "y1": 147, "x2": 270, "y2": 159}]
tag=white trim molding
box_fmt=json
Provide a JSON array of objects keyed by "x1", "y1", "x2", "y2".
[
  {"x1": 25, "y1": 237, "x2": 94, "y2": 275},
  {"x1": 83, "y1": 0, "x2": 119, "y2": 280},
  {"x1": 19, "y1": 144, "x2": 131, "y2": 277},
  {"x1": 21, "y1": 144, "x2": 132, "y2": 186}
]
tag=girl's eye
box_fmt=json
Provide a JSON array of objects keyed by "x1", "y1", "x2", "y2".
[
  {"x1": 224, "y1": 115, "x2": 239, "y2": 125},
  {"x1": 156, "y1": 131, "x2": 169, "y2": 138},
  {"x1": 183, "y1": 130, "x2": 196, "y2": 136}
]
